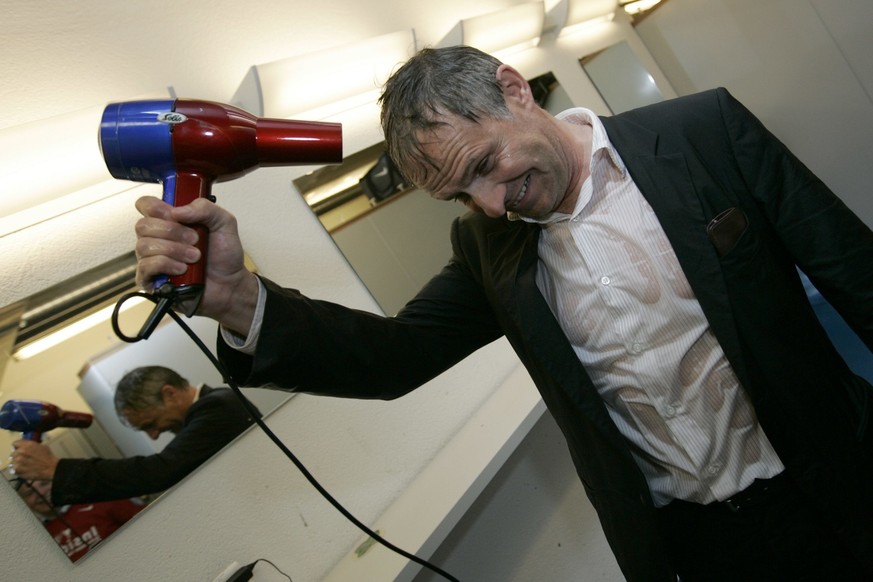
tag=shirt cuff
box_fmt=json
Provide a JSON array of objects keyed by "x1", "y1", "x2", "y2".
[{"x1": 219, "y1": 277, "x2": 266, "y2": 355}]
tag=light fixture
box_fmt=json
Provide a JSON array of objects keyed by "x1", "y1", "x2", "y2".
[
  {"x1": 0, "y1": 91, "x2": 171, "y2": 237},
  {"x1": 231, "y1": 30, "x2": 416, "y2": 121},
  {"x1": 459, "y1": 2, "x2": 546, "y2": 56},
  {"x1": 8, "y1": 252, "x2": 139, "y2": 360},
  {"x1": 13, "y1": 296, "x2": 146, "y2": 361},
  {"x1": 621, "y1": 0, "x2": 662, "y2": 17},
  {"x1": 560, "y1": 0, "x2": 618, "y2": 37}
]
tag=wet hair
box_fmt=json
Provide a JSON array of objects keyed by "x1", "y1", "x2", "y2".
[
  {"x1": 379, "y1": 45, "x2": 511, "y2": 186},
  {"x1": 114, "y1": 365, "x2": 188, "y2": 419}
]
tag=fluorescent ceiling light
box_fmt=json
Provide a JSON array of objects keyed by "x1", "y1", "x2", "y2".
[
  {"x1": 622, "y1": 0, "x2": 662, "y2": 16},
  {"x1": 560, "y1": 0, "x2": 618, "y2": 36},
  {"x1": 460, "y1": 2, "x2": 545, "y2": 56},
  {"x1": 0, "y1": 91, "x2": 170, "y2": 236},
  {"x1": 231, "y1": 30, "x2": 416, "y2": 120}
]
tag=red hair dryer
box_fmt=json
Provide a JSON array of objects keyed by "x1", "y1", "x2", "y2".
[
  {"x1": 0, "y1": 400, "x2": 93, "y2": 442},
  {"x1": 99, "y1": 99, "x2": 342, "y2": 325}
]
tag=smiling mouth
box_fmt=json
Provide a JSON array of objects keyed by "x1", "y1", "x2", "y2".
[{"x1": 506, "y1": 175, "x2": 530, "y2": 211}]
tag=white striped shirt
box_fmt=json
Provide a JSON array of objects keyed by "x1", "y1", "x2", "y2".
[{"x1": 519, "y1": 107, "x2": 784, "y2": 506}]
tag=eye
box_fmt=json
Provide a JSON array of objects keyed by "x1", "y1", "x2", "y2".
[{"x1": 474, "y1": 157, "x2": 489, "y2": 176}]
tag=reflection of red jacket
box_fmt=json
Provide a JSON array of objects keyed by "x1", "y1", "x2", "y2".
[{"x1": 42, "y1": 498, "x2": 145, "y2": 562}]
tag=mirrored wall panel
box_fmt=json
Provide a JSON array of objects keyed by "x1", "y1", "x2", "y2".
[{"x1": 581, "y1": 41, "x2": 665, "y2": 114}]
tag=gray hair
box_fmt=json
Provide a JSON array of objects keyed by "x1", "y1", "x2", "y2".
[
  {"x1": 114, "y1": 366, "x2": 189, "y2": 419},
  {"x1": 379, "y1": 45, "x2": 511, "y2": 187}
]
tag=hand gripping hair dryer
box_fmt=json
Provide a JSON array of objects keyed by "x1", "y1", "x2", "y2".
[
  {"x1": 0, "y1": 399, "x2": 93, "y2": 442},
  {"x1": 99, "y1": 99, "x2": 343, "y2": 320}
]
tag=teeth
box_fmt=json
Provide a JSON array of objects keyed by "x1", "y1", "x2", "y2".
[{"x1": 509, "y1": 175, "x2": 529, "y2": 209}]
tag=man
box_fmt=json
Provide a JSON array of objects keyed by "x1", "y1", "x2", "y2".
[
  {"x1": 130, "y1": 46, "x2": 872, "y2": 581},
  {"x1": 11, "y1": 366, "x2": 258, "y2": 505},
  {"x1": 17, "y1": 479, "x2": 144, "y2": 562}
]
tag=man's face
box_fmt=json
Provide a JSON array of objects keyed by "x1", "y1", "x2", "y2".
[
  {"x1": 417, "y1": 81, "x2": 583, "y2": 220},
  {"x1": 122, "y1": 386, "x2": 188, "y2": 440},
  {"x1": 19, "y1": 480, "x2": 53, "y2": 516}
]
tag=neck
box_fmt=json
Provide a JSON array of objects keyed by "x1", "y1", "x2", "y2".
[{"x1": 557, "y1": 118, "x2": 594, "y2": 214}]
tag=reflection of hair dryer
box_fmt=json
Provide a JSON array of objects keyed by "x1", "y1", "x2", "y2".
[
  {"x1": 99, "y1": 98, "x2": 343, "y2": 318},
  {"x1": 0, "y1": 400, "x2": 93, "y2": 442}
]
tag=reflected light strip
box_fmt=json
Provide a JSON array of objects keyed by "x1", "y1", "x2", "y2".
[{"x1": 13, "y1": 296, "x2": 146, "y2": 361}]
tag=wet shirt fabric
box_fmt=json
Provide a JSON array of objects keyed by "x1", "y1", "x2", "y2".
[{"x1": 521, "y1": 107, "x2": 784, "y2": 507}]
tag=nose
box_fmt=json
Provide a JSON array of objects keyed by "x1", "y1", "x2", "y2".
[
  {"x1": 147, "y1": 429, "x2": 161, "y2": 440},
  {"x1": 467, "y1": 178, "x2": 506, "y2": 218}
]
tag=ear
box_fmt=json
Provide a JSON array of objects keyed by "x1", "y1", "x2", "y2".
[
  {"x1": 496, "y1": 64, "x2": 535, "y2": 108},
  {"x1": 160, "y1": 383, "x2": 177, "y2": 405}
]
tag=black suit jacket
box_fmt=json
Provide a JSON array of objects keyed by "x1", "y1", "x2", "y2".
[
  {"x1": 52, "y1": 386, "x2": 258, "y2": 505},
  {"x1": 220, "y1": 88, "x2": 873, "y2": 580}
]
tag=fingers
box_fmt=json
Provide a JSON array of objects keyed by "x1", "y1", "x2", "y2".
[
  {"x1": 133, "y1": 196, "x2": 232, "y2": 291},
  {"x1": 9, "y1": 440, "x2": 31, "y2": 476},
  {"x1": 134, "y1": 220, "x2": 198, "y2": 291},
  {"x1": 12, "y1": 439, "x2": 36, "y2": 453},
  {"x1": 135, "y1": 195, "x2": 236, "y2": 231},
  {"x1": 10, "y1": 440, "x2": 57, "y2": 481}
]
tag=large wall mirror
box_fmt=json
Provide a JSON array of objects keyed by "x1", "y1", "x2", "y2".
[
  {"x1": 581, "y1": 40, "x2": 665, "y2": 114},
  {"x1": 0, "y1": 262, "x2": 290, "y2": 562},
  {"x1": 294, "y1": 142, "x2": 466, "y2": 316}
]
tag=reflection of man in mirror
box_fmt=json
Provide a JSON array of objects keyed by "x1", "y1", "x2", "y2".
[
  {"x1": 17, "y1": 479, "x2": 145, "y2": 562},
  {"x1": 10, "y1": 366, "x2": 259, "y2": 505},
  {"x1": 130, "y1": 46, "x2": 872, "y2": 581}
]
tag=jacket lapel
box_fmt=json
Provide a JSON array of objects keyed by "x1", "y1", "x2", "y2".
[{"x1": 602, "y1": 116, "x2": 752, "y2": 387}]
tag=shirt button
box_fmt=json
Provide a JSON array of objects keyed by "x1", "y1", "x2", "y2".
[
  {"x1": 600, "y1": 276, "x2": 611, "y2": 285},
  {"x1": 706, "y1": 463, "x2": 722, "y2": 476},
  {"x1": 631, "y1": 342, "x2": 644, "y2": 354},
  {"x1": 664, "y1": 405, "x2": 677, "y2": 417}
]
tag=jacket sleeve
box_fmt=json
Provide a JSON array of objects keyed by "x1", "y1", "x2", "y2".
[
  {"x1": 51, "y1": 389, "x2": 256, "y2": 505},
  {"x1": 218, "y1": 231, "x2": 504, "y2": 400}
]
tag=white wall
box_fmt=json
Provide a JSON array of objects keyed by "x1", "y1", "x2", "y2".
[{"x1": 636, "y1": 0, "x2": 873, "y2": 227}]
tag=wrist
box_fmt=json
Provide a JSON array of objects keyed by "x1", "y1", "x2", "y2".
[{"x1": 215, "y1": 271, "x2": 260, "y2": 336}]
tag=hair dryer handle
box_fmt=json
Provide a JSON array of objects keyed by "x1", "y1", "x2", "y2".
[
  {"x1": 21, "y1": 431, "x2": 43, "y2": 442},
  {"x1": 155, "y1": 172, "x2": 212, "y2": 316}
]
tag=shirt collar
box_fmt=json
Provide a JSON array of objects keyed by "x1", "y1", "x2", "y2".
[{"x1": 509, "y1": 107, "x2": 626, "y2": 224}]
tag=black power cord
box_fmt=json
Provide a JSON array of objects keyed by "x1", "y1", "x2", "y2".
[
  {"x1": 228, "y1": 558, "x2": 292, "y2": 581},
  {"x1": 112, "y1": 292, "x2": 460, "y2": 582}
]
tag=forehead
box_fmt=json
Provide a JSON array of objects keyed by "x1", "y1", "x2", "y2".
[{"x1": 122, "y1": 406, "x2": 160, "y2": 428}]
